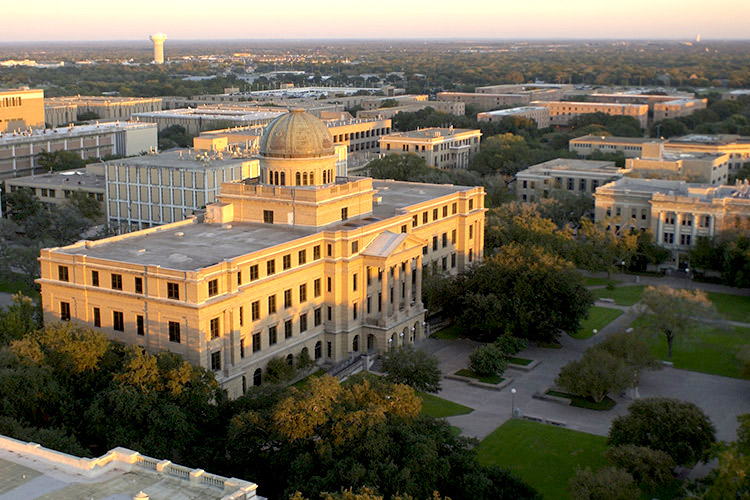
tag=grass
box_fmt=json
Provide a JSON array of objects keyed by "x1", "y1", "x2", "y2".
[
  {"x1": 454, "y1": 369, "x2": 504, "y2": 385},
  {"x1": 476, "y1": 419, "x2": 609, "y2": 500},
  {"x1": 546, "y1": 390, "x2": 617, "y2": 411},
  {"x1": 706, "y1": 292, "x2": 750, "y2": 323},
  {"x1": 417, "y1": 391, "x2": 474, "y2": 418},
  {"x1": 570, "y1": 306, "x2": 624, "y2": 339},
  {"x1": 582, "y1": 277, "x2": 620, "y2": 287},
  {"x1": 592, "y1": 285, "x2": 646, "y2": 306},
  {"x1": 432, "y1": 323, "x2": 461, "y2": 340},
  {"x1": 0, "y1": 272, "x2": 38, "y2": 299},
  {"x1": 507, "y1": 356, "x2": 533, "y2": 366}
]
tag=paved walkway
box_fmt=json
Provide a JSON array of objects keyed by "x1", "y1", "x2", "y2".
[{"x1": 0, "y1": 292, "x2": 13, "y2": 309}]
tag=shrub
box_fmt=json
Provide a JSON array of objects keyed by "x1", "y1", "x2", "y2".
[
  {"x1": 569, "y1": 467, "x2": 638, "y2": 500},
  {"x1": 265, "y1": 356, "x2": 296, "y2": 384},
  {"x1": 495, "y1": 335, "x2": 528, "y2": 356},
  {"x1": 555, "y1": 348, "x2": 630, "y2": 403},
  {"x1": 605, "y1": 444, "x2": 675, "y2": 488},
  {"x1": 469, "y1": 343, "x2": 508, "y2": 377},
  {"x1": 381, "y1": 344, "x2": 442, "y2": 393},
  {"x1": 297, "y1": 347, "x2": 314, "y2": 370}
]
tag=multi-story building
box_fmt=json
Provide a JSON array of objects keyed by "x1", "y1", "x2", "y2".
[
  {"x1": 515, "y1": 159, "x2": 626, "y2": 202},
  {"x1": 474, "y1": 84, "x2": 570, "y2": 97},
  {"x1": 323, "y1": 115, "x2": 392, "y2": 154},
  {"x1": 44, "y1": 96, "x2": 163, "y2": 127},
  {"x1": 477, "y1": 106, "x2": 551, "y2": 128},
  {"x1": 569, "y1": 135, "x2": 657, "y2": 158},
  {"x1": 532, "y1": 101, "x2": 649, "y2": 128},
  {"x1": 594, "y1": 177, "x2": 750, "y2": 267},
  {"x1": 653, "y1": 98, "x2": 707, "y2": 122},
  {"x1": 587, "y1": 92, "x2": 699, "y2": 116},
  {"x1": 39, "y1": 109, "x2": 486, "y2": 398},
  {"x1": 133, "y1": 107, "x2": 286, "y2": 135},
  {"x1": 379, "y1": 127, "x2": 481, "y2": 169},
  {"x1": 3, "y1": 163, "x2": 105, "y2": 220},
  {"x1": 0, "y1": 121, "x2": 157, "y2": 179},
  {"x1": 625, "y1": 143, "x2": 729, "y2": 185},
  {"x1": 436, "y1": 92, "x2": 530, "y2": 111},
  {"x1": 104, "y1": 150, "x2": 261, "y2": 230},
  {"x1": 0, "y1": 88, "x2": 44, "y2": 133},
  {"x1": 722, "y1": 89, "x2": 750, "y2": 101},
  {"x1": 356, "y1": 100, "x2": 465, "y2": 119},
  {"x1": 664, "y1": 134, "x2": 750, "y2": 172}
]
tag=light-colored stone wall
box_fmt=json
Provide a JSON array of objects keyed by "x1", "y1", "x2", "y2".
[{"x1": 0, "y1": 88, "x2": 44, "y2": 132}]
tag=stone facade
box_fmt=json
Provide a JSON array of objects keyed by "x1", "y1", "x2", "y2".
[
  {"x1": 0, "y1": 88, "x2": 44, "y2": 133},
  {"x1": 379, "y1": 127, "x2": 481, "y2": 169}
]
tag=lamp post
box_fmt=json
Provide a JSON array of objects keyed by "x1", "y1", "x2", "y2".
[{"x1": 510, "y1": 388, "x2": 516, "y2": 418}]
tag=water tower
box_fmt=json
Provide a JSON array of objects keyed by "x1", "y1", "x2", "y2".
[{"x1": 150, "y1": 33, "x2": 167, "y2": 64}]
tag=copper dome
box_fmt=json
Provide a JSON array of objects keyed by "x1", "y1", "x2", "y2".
[{"x1": 258, "y1": 109, "x2": 335, "y2": 159}]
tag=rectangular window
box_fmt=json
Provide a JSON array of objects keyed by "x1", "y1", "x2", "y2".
[
  {"x1": 442, "y1": 256, "x2": 448, "y2": 271},
  {"x1": 327, "y1": 243, "x2": 332, "y2": 257},
  {"x1": 352, "y1": 241, "x2": 359, "y2": 253},
  {"x1": 353, "y1": 273, "x2": 358, "y2": 291},
  {"x1": 353, "y1": 303, "x2": 358, "y2": 320},
  {"x1": 251, "y1": 300, "x2": 260, "y2": 320},
  {"x1": 58, "y1": 265, "x2": 69, "y2": 282},
  {"x1": 451, "y1": 253, "x2": 456, "y2": 268},
  {"x1": 284, "y1": 289, "x2": 293, "y2": 308},
  {"x1": 422, "y1": 246, "x2": 428, "y2": 255},
  {"x1": 433, "y1": 208, "x2": 438, "y2": 220},
  {"x1": 314, "y1": 278, "x2": 321, "y2": 297},
  {"x1": 313, "y1": 245, "x2": 321, "y2": 260},
  {"x1": 263, "y1": 210, "x2": 274, "y2": 224},
  {"x1": 327, "y1": 276, "x2": 332, "y2": 292},
  {"x1": 367, "y1": 296, "x2": 372, "y2": 314},
  {"x1": 469, "y1": 200, "x2": 474, "y2": 210},
  {"x1": 285, "y1": 319, "x2": 293, "y2": 339},
  {"x1": 250, "y1": 264, "x2": 259, "y2": 281},
  {"x1": 469, "y1": 225, "x2": 474, "y2": 239},
  {"x1": 451, "y1": 229, "x2": 456, "y2": 244},
  {"x1": 299, "y1": 283, "x2": 307, "y2": 302},
  {"x1": 327, "y1": 342, "x2": 332, "y2": 358},
  {"x1": 268, "y1": 295, "x2": 277, "y2": 314},
  {"x1": 283, "y1": 254, "x2": 291, "y2": 270},
  {"x1": 469, "y1": 249, "x2": 474, "y2": 262},
  {"x1": 327, "y1": 306, "x2": 332, "y2": 321},
  {"x1": 267, "y1": 259, "x2": 276, "y2": 275},
  {"x1": 167, "y1": 282, "x2": 179, "y2": 300},
  {"x1": 432, "y1": 236, "x2": 438, "y2": 251},
  {"x1": 135, "y1": 277, "x2": 143, "y2": 294},
  {"x1": 442, "y1": 233, "x2": 448, "y2": 248},
  {"x1": 252, "y1": 332, "x2": 261, "y2": 352},
  {"x1": 240, "y1": 337, "x2": 245, "y2": 358},
  {"x1": 412, "y1": 214, "x2": 418, "y2": 227},
  {"x1": 111, "y1": 273, "x2": 122, "y2": 290},
  {"x1": 169, "y1": 321, "x2": 181, "y2": 342},
  {"x1": 298, "y1": 249, "x2": 307, "y2": 265},
  {"x1": 237, "y1": 271, "x2": 242, "y2": 285},
  {"x1": 208, "y1": 279, "x2": 218, "y2": 297},
  {"x1": 91, "y1": 270, "x2": 99, "y2": 287},
  {"x1": 137, "y1": 315, "x2": 144, "y2": 336},
  {"x1": 443, "y1": 205, "x2": 448, "y2": 217},
  {"x1": 93, "y1": 307, "x2": 101, "y2": 327},
  {"x1": 239, "y1": 306, "x2": 244, "y2": 326},
  {"x1": 422, "y1": 212, "x2": 428, "y2": 223},
  {"x1": 211, "y1": 351, "x2": 221, "y2": 371},
  {"x1": 314, "y1": 307, "x2": 322, "y2": 326},
  {"x1": 269, "y1": 325, "x2": 277, "y2": 345},
  {"x1": 210, "y1": 317, "x2": 220, "y2": 339},
  {"x1": 113, "y1": 311, "x2": 124, "y2": 332},
  {"x1": 341, "y1": 207, "x2": 348, "y2": 220},
  {"x1": 300, "y1": 313, "x2": 308, "y2": 332},
  {"x1": 60, "y1": 301, "x2": 71, "y2": 321},
  {"x1": 452, "y1": 202, "x2": 457, "y2": 214}
]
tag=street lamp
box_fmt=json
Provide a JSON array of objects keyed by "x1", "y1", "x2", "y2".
[{"x1": 510, "y1": 388, "x2": 516, "y2": 418}]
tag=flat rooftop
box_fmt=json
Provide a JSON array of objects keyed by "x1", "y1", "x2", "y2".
[
  {"x1": 480, "y1": 106, "x2": 547, "y2": 116},
  {"x1": 523, "y1": 158, "x2": 620, "y2": 173},
  {"x1": 45, "y1": 96, "x2": 161, "y2": 104},
  {"x1": 571, "y1": 135, "x2": 659, "y2": 145},
  {"x1": 56, "y1": 178, "x2": 474, "y2": 271},
  {"x1": 0, "y1": 122, "x2": 156, "y2": 147},
  {"x1": 667, "y1": 134, "x2": 750, "y2": 146},
  {"x1": 4, "y1": 168, "x2": 105, "y2": 189},
  {"x1": 382, "y1": 127, "x2": 479, "y2": 140},
  {"x1": 601, "y1": 177, "x2": 750, "y2": 201},
  {"x1": 107, "y1": 150, "x2": 256, "y2": 170},
  {"x1": 133, "y1": 107, "x2": 284, "y2": 121}
]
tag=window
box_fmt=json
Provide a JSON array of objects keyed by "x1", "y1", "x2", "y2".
[
  {"x1": 283, "y1": 254, "x2": 291, "y2": 270},
  {"x1": 167, "y1": 282, "x2": 179, "y2": 300},
  {"x1": 327, "y1": 277, "x2": 332, "y2": 292},
  {"x1": 315, "y1": 341, "x2": 322, "y2": 359},
  {"x1": 327, "y1": 342, "x2": 332, "y2": 358},
  {"x1": 353, "y1": 273, "x2": 358, "y2": 291},
  {"x1": 433, "y1": 208, "x2": 438, "y2": 220},
  {"x1": 298, "y1": 249, "x2": 307, "y2": 265},
  {"x1": 210, "y1": 317, "x2": 220, "y2": 339},
  {"x1": 240, "y1": 337, "x2": 245, "y2": 358},
  {"x1": 341, "y1": 207, "x2": 348, "y2": 220},
  {"x1": 285, "y1": 319, "x2": 293, "y2": 339},
  {"x1": 351, "y1": 241, "x2": 359, "y2": 253},
  {"x1": 268, "y1": 295, "x2": 277, "y2": 314},
  {"x1": 269, "y1": 325, "x2": 277, "y2": 345},
  {"x1": 314, "y1": 307, "x2": 322, "y2": 326},
  {"x1": 401, "y1": 224, "x2": 407, "y2": 233},
  {"x1": 442, "y1": 256, "x2": 448, "y2": 271},
  {"x1": 239, "y1": 306, "x2": 244, "y2": 326},
  {"x1": 111, "y1": 273, "x2": 122, "y2": 290},
  {"x1": 284, "y1": 289, "x2": 293, "y2": 308},
  {"x1": 169, "y1": 321, "x2": 181, "y2": 342},
  {"x1": 299, "y1": 283, "x2": 307, "y2": 302},
  {"x1": 208, "y1": 279, "x2": 218, "y2": 297},
  {"x1": 137, "y1": 315, "x2": 144, "y2": 336},
  {"x1": 91, "y1": 270, "x2": 99, "y2": 287},
  {"x1": 93, "y1": 307, "x2": 101, "y2": 327},
  {"x1": 412, "y1": 215, "x2": 418, "y2": 227},
  {"x1": 211, "y1": 351, "x2": 221, "y2": 371},
  {"x1": 422, "y1": 212, "x2": 428, "y2": 224},
  {"x1": 432, "y1": 236, "x2": 438, "y2": 251},
  {"x1": 327, "y1": 244, "x2": 332, "y2": 257},
  {"x1": 251, "y1": 300, "x2": 260, "y2": 320},
  {"x1": 353, "y1": 303, "x2": 358, "y2": 320},
  {"x1": 469, "y1": 199, "x2": 474, "y2": 210},
  {"x1": 252, "y1": 332, "x2": 261, "y2": 352},
  {"x1": 263, "y1": 210, "x2": 274, "y2": 224},
  {"x1": 452, "y1": 202, "x2": 457, "y2": 214},
  {"x1": 250, "y1": 264, "x2": 259, "y2": 281},
  {"x1": 300, "y1": 313, "x2": 308, "y2": 332},
  {"x1": 443, "y1": 205, "x2": 448, "y2": 217},
  {"x1": 314, "y1": 278, "x2": 321, "y2": 297},
  {"x1": 313, "y1": 245, "x2": 321, "y2": 260},
  {"x1": 237, "y1": 271, "x2": 242, "y2": 285},
  {"x1": 58, "y1": 265, "x2": 69, "y2": 282},
  {"x1": 442, "y1": 233, "x2": 448, "y2": 248},
  {"x1": 113, "y1": 311, "x2": 124, "y2": 332},
  {"x1": 469, "y1": 225, "x2": 474, "y2": 239},
  {"x1": 60, "y1": 301, "x2": 71, "y2": 321},
  {"x1": 469, "y1": 249, "x2": 474, "y2": 262},
  {"x1": 451, "y1": 229, "x2": 456, "y2": 244},
  {"x1": 135, "y1": 277, "x2": 143, "y2": 294},
  {"x1": 567, "y1": 178, "x2": 574, "y2": 190},
  {"x1": 422, "y1": 245, "x2": 428, "y2": 255},
  {"x1": 327, "y1": 306, "x2": 332, "y2": 321},
  {"x1": 267, "y1": 259, "x2": 276, "y2": 275},
  {"x1": 253, "y1": 368, "x2": 262, "y2": 386}
]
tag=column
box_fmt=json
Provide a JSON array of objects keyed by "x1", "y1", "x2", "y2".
[
  {"x1": 393, "y1": 264, "x2": 401, "y2": 312},
  {"x1": 691, "y1": 213, "x2": 698, "y2": 245},
  {"x1": 709, "y1": 215, "x2": 715, "y2": 237},
  {"x1": 675, "y1": 213, "x2": 683, "y2": 245},
  {"x1": 405, "y1": 259, "x2": 413, "y2": 306},
  {"x1": 656, "y1": 211, "x2": 664, "y2": 243},
  {"x1": 415, "y1": 256, "x2": 423, "y2": 304},
  {"x1": 380, "y1": 266, "x2": 388, "y2": 325}
]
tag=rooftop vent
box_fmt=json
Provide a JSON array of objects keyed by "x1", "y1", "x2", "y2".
[{"x1": 175, "y1": 231, "x2": 184, "y2": 237}]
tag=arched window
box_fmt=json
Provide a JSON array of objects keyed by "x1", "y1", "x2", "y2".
[
  {"x1": 286, "y1": 353, "x2": 293, "y2": 366},
  {"x1": 309, "y1": 172, "x2": 314, "y2": 184},
  {"x1": 323, "y1": 171, "x2": 327, "y2": 184},
  {"x1": 253, "y1": 368, "x2": 262, "y2": 386},
  {"x1": 275, "y1": 171, "x2": 280, "y2": 185},
  {"x1": 280, "y1": 172, "x2": 285, "y2": 186},
  {"x1": 367, "y1": 334, "x2": 375, "y2": 351},
  {"x1": 314, "y1": 341, "x2": 322, "y2": 360},
  {"x1": 303, "y1": 172, "x2": 308, "y2": 185},
  {"x1": 296, "y1": 172, "x2": 301, "y2": 185},
  {"x1": 353, "y1": 335, "x2": 359, "y2": 352}
]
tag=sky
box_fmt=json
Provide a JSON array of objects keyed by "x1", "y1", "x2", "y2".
[{"x1": 3, "y1": 0, "x2": 750, "y2": 41}]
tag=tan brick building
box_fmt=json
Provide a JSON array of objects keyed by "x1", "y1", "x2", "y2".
[
  {"x1": 477, "y1": 106, "x2": 551, "y2": 128},
  {"x1": 39, "y1": 110, "x2": 486, "y2": 398},
  {"x1": 379, "y1": 127, "x2": 481, "y2": 169},
  {"x1": 532, "y1": 101, "x2": 649, "y2": 128},
  {"x1": 0, "y1": 88, "x2": 44, "y2": 133},
  {"x1": 45, "y1": 96, "x2": 163, "y2": 128},
  {"x1": 515, "y1": 159, "x2": 626, "y2": 202}
]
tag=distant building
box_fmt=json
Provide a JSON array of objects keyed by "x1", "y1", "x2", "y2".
[
  {"x1": 594, "y1": 177, "x2": 750, "y2": 267},
  {"x1": 532, "y1": 101, "x2": 649, "y2": 128},
  {"x1": 515, "y1": 159, "x2": 626, "y2": 202},
  {"x1": 474, "y1": 83, "x2": 571, "y2": 96},
  {"x1": 664, "y1": 134, "x2": 750, "y2": 172},
  {"x1": 379, "y1": 127, "x2": 481, "y2": 169},
  {"x1": 436, "y1": 86, "x2": 564, "y2": 111},
  {"x1": 721, "y1": 89, "x2": 750, "y2": 101},
  {"x1": 322, "y1": 114, "x2": 392, "y2": 155},
  {"x1": 0, "y1": 88, "x2": 44, "y2": 133},
  {"x1": 477, "y1": 106, "x2": 551, "y2": 128},
  {"x1": 45, "y1": 96, "x2": 162, "y2": 127},
  {"x1": 625, "y1": 143, "x2": 729, "y2": 185},
  {"x1": 0, "y1": 122, "x2": 157, "y2": 179},
  {"x1": 569, "y1": 135, "x2": 657, "y2": 158},
  {"x1": 133, "y1": 107, "x2": 285, "y2": 135},
  {"x1": 162, "y1": 95, "x2": 345, "y2": 116},
  {"x1": 357, "y1": 100, "x2": 465, "y2": 119},
  {"x1": 653, "y1": 98, "x2": 707, "y2": 122},
  {"x1": 0, "y1": 433, "x2": 258, "y2": 499}
]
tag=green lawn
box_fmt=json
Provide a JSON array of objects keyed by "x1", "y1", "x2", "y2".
[
  {"x1": 507, "y1": 356, "x2": 533, "y2": 366},
  {"x1": 592, "y1": 285, "x2": 646, "y2": 306},
  {"x1": 0, "y1": 273, "x2": 38, "y2": 299},
  {"x1": 417, "y1": 391, "x2": 473, "y2": 418},
  {"x1": 707, "y1": 292, "x2": 750, "y2": 323},
  {"x1": 455, "y1": 369, "x2": 504, "y2": 385},
  {"x1": 570, "y1": 306, "x2": 624, "y2": 339},
  {"x1": 582, "y1": 277, "x2": 621, "y2": 287},
  {"x1": 476, "y1": 419, "x2": 609, "y2": 500},
  {"x1": 432, "y1": 323, "x2": 461, "y2": 340}
]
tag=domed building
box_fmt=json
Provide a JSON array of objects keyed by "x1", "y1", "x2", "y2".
[{"x1": 39, "y1": 109, "x2": 487, "y2": 398}]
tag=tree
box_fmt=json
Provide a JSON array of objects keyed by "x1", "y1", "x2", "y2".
[
  {"x1": 593, "y1": 331, "x2": 659, "y2": 382},
  {"x1": 604, "y1": 445, "x2": 675, "y2": 488},
  {"x1": 66, "y1": 190, "x2": 102, "y2": 221},
  {"x1": 468, "y1": 133, "x2": 537, "y2": 177},
  {"x1": 381, "y1": 344, "x2": 442, "y2": 394},
  {"x1": 568, "y1": 467, "x2": 639, "y2": 500},
  {"x1": 608, "y1": 398, "x2": 716, "y2": 465},
  {"x1": 36, "y1": 150, "x2": 86, "y2": 172},
  {"x1": 555, "y1": 348, "x2": 630, "y2": 403},
  {"x1": 639, "y1": 286, "x2": 718, "y2": 358},
  {"x1": 702, "y1": 414, "x2": 750, "y2": 499},
  {"x1": 574, "y1": 219, "x2": 638, "y2": 277},
  {"x1": 469, "y1": 343, "x2": 508, "y2": 377},
  {"x1": 265, "y1": 356, "x2": 296, "y2": 384},
  {"x1": 0, "y1": 294, "x2": 41, "y2": 346}
]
